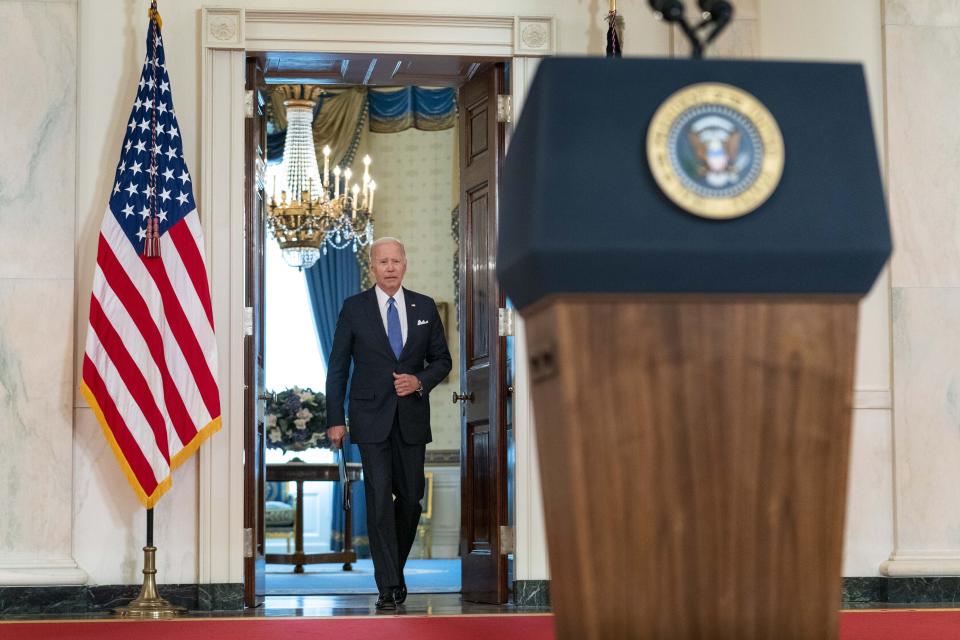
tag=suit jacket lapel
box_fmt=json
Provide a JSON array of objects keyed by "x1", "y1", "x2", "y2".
[
  {"x1": 363, "y1": 288, "x2": 397, "y2": 360},
  {"x1": 399, "y1": 288, "x2": 418, "y2": 361}
]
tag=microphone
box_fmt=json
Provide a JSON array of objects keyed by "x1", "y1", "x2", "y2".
[
  {"x1": 648, "y1": 0, "x2": 685, "y2": 23},
  {"x1": 698, "y1": 0, "x2": 734, "y2": 20},
  {"x1": 697, "y1": 0, "x2": 734, "y2": 43}
]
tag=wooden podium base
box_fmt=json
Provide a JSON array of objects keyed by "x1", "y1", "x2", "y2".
[{"x1": 523, "y1": 296, "x2": 859, "y2": 640}]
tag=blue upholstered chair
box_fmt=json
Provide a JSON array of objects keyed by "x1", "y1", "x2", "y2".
[{"x1": 264, "y1": 481, "x2": 295, "y2": 551}]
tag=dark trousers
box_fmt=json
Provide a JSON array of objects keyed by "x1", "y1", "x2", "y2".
[{"x1": 357, "y1": 413, "x2": 426, "y2": 592}]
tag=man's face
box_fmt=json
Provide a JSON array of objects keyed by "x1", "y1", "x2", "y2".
[{"x1": 371, "y1": 242, "x2": 407, "y2": 294}]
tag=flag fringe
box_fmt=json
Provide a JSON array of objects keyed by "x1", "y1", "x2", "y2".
[{"x1": 81, "y1": 381, "x2": 222, "y2": 509}]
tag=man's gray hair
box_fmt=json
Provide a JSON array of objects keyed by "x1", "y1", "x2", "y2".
[{"x1": 371, "y1": 236, "x2": 406, "y2": 259}]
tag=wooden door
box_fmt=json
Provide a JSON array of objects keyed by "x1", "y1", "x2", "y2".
[
  {"x1": 243, "y1": 55, "x2": 267, "y2": 608},
  {"x1": 458, "y1": 64, "x2": 509, "y2": 604}
]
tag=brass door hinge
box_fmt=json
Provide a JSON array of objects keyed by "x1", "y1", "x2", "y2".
[
  {"x1": 243, "y1": 306, "x2": 254, "y2": 336},
  {"x1": 243, "y1": 527, "x2": 254, "y2": 558},
  {"x1": 497, "y1": 95, "x2": 512, "y2": 123},
  {"x1": 500, "y1": 525, "x2": 515, "y2": 555},
  {"x1": 498, "y1": 307, "x2": 515, "y2": 337}
]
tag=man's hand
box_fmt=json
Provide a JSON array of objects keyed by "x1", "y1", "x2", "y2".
[
  {"x1": 327, "y1": 425, "x2": 347, "y2": 449},
  {"x1": 393, "y1": 372, "x2": 422, "y2": 397}
]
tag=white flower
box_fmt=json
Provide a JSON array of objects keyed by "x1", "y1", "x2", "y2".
[
  {"x1": 296, "y1": 408, "x2": 313, "y2": 421},
  {"x1": 265, "y1": 414, "x2": 277, "y2": 428},
  {"x1": 299, "y1": 391, "x2": 315, "y2": 403},
  {"x1": 267, "y1": 428, "x2": 282, "y2": 443},
  {"x1": 294, "y1": 418, "x2": 307, "y2": 430}
]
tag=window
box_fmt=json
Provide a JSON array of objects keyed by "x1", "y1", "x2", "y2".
[{"x1": 265, "y1": 229, "x2": 332, "y2": 465}]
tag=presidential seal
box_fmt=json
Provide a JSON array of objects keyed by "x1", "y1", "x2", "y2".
[{"x1": 646, "y1": 83, "x2": 784, "y2": 220}]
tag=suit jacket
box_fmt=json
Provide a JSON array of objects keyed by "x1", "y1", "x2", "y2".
[{"x1": 326, "y1": 287, "x2": 452, "y2": 445}]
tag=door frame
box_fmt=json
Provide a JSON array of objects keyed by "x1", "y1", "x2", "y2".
[{"x1": 197, "y1": 8, "x2": 553, "y2": 586}]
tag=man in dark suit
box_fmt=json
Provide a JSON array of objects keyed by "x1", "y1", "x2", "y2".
[{"x1": 326, "y1": 237, "x2": 452, "y2": 610}]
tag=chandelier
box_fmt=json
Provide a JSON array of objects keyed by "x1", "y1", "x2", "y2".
[{"x1": 267, "y1": 98, "x2": 375, "y2": 270}]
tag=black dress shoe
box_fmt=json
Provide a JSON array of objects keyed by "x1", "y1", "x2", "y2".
[
  {"x1": 393, "y1": 584, "x2": 408, "y2": 605},
  {"x1": 375, "y1": 591, "x2": 397, "y2": 610}
]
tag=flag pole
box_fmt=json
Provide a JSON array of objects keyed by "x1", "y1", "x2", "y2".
[
  {"x1": 605, "y1": 0, "x2": 622, "y2": 58},
  {"x1": 113, "y1": 509, "x2": 187, "y2": 618},
  {"x1": 112, "y1": 5, "x2": 187, "y2": 616}
]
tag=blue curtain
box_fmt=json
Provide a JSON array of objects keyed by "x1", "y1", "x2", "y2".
[
  {"x1": 304, "y1": 247, "x2": 369, "y2": 557},
  {"x1": 368, "y1": 87, "x2": 457, "y2": 132},
  {"x1": 267, "y1": 87, "x2": 456, "y2": 164}
]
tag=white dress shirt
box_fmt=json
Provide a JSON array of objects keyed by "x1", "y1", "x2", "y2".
[{"x1": 375, "y1": 286, "x2": 408, "y2": 347}]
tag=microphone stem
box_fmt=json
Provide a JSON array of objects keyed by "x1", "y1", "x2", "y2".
[
  {"x1": 677, "y1": 16, "x2": 704, "y2": 59},
  {"x1": 704, "y1": 18, "x2": 731, "y2": 45}
]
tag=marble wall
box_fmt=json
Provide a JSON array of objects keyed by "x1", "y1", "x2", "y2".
[
  {"x1": 367, "y1": 127, "x2": 461, "y2": 452},
  {"x1": 0, "y1": 0, "x2": 86, "y2": 585},
  {"x1": 68, "y1": 0, "x2": 203, "y2": 586},
  {"x1": 882, "y1": 1, "x2": 960, "y2": 575},
  {"x1": 0, "y1": 0, "x2": 929, "y2": 595},
  {"x1": 675, "y1": 0, "x2": 894, "y2": 577}
]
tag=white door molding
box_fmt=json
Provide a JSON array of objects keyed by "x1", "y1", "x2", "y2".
[{"x1": 199, "y1": 7, "x2": 554, "y2": 584}]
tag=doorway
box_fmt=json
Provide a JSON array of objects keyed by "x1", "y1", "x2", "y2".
[
  {"x1": 199, "y1": 7, "x2": 553, "y2": 611},
  {"x1": 244, "y1": 51, "x2": 509, "y2": 606}
]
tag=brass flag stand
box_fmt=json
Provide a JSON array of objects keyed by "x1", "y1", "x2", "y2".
[
  {"x1": 112, "y1": 5, "x2": 185, "y2": 619},
  {"x1": 114, "y1": 509, "x2": 186, "y2": 618}
]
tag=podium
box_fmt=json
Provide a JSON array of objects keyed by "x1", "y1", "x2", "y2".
[{"x1": 498, "y1": 58, "x2": 891, "y2": 639}]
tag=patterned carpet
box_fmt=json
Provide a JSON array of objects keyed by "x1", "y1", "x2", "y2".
[{"x1": 265, "y1": 558, "x2": 460, "y2": 595}]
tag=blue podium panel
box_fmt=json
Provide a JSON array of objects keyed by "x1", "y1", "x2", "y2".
[{"x1": 498, "y1": 57, "x2": 892, "y2": 309}]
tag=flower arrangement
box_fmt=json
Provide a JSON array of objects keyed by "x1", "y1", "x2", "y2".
[{"x1": 264, "y1": 386, "x2": 328, "y2": 452}]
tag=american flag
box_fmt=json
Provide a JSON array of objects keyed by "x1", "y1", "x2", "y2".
[{"x1": 80, "y1": 8, "x2": 221, "y2": 508}]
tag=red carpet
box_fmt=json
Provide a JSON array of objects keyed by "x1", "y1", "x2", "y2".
[
  {"x1": 840, "y1": 609, "x2": 960, "y2": 640},
  {"x1": 0, "y1": 614, "x2": 553, "y2": 640},
  {"x1": 5, "y1": 610, "x2": 960, "y2": 639}
]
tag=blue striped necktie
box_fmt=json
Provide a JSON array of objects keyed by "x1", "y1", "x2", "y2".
[{"x1": 387, "y1": 297, "x2": 403, "y2": 358}]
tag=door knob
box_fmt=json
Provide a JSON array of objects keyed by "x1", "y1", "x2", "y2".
[
  {"x1": 257, "y1": 391, "x2": 276, "y2": 403},
  {"x1": 452, "y1": 391, "x2": 475, "y2": 404}
]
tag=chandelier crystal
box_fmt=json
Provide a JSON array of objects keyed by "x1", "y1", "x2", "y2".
[{"x1": 267, "y1": 98, "x2": 375, "y2": 270}]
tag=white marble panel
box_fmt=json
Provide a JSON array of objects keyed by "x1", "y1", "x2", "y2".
[
  {"x1": 0, "y1": 280, "x2": 75, "y2": 560},
  {"x1": 890, "y1": 287, "x2": 960, "y2": 554},
  {"x1": 886, "y1": 0, "x2": 960, "y2": 27},
  {"x1": 73, "y1": 408, "x2": 199, "y2": 585},
  {"x1": 854, "y1": 267, "x2": 891, "y2": 392},
  {"x1": 0, "y1": 1, "x2": 76, "y2": 280},
  {"x1": 738, "y1": 0, "x2": 758, "y2": 19},
  {"x1": 885, "y1": 24, "x2": 960, "y2": 287},
  {"x1": 843, "y1": 409, "x2": 894, "y2": 576}
]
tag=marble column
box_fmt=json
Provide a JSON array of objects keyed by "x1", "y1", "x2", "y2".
[
  {"x1": 0, "y1": 0, "x2": 86, "y2": 586},
  {"x1": 881, "y1": 0, "x2": 960, "y2": 577}
]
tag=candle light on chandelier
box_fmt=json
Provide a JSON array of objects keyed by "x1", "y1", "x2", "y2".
[
  {"x1": 322, "y1": 145, "x2": 331, "y2": 187},
  {"x1": 266, "y1": 97, "x2": 375, "y2": 270}
]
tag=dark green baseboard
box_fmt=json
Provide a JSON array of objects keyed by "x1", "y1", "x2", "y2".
[
  {"x1": 9, "y1": 577, "x2": 960, "y2": 615},
  {"x1": 0, "y1": 583, "x2": 243, "y2": 617},
  {"x1": 843, "y1": 576, "x2": 960, "y2": 604},
  {"x1": 513, "y1": 580, "x2": 550, "y2": 607},
  {"x1": 514, "y1": 577, "x2": 960, "y2": 609}
]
